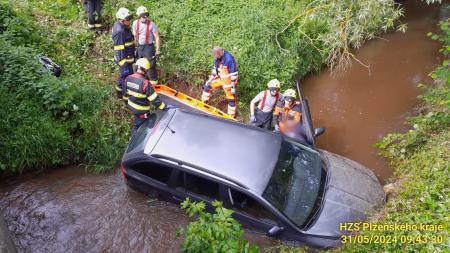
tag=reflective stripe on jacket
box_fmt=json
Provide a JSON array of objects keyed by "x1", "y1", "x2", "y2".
[
  {"x1": 214, "y1": 51, "x2": 238, "y2": 84},
  {"x1": 124, "y1": 73, "x2": 165, "y2": 114},
  {"x1": 112, "y1": 22, "x2": 135, "y2": 66},
  {"x1": 273, "y1": 101, "x2": 302, "y2": 133}
]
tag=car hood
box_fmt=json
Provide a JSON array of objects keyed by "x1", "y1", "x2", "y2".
[{"x1": 304, "y1": 150, "x2": 385, "y2": 237}]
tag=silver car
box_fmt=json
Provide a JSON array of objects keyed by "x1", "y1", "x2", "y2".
[{"x1": 121, "y1": 108, "x2": 385, "y2": 248}]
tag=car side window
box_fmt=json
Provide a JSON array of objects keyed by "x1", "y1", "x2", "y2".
[
  {"x1": 130, "y1": 162, "x2": 173, "y2": 185},
  {"x1": 175, "y1": 171, "x2": 220, "y2": 201},
  {"x1": 228, "y1": 188, "x2": 278, "y2": 223}
]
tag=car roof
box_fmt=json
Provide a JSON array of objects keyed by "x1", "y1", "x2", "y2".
[{"x1": 147, "y1": 109, "x2": 282, "y2": 195}]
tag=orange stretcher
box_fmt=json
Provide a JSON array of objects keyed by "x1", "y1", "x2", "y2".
[{"x1": 154, "y1": 84, "x2": 236, "y2": 121}]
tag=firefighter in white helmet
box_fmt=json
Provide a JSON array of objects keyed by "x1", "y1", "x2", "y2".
[
  {"x1": 249, "y1": 79, "x2": 282, "y2": 130},
  {"x1": 132, "y1": 6, "x2": 161, "y2": 84},
  {"x1": 112, "y1": 7, "x2": 135, "y2": 100}
]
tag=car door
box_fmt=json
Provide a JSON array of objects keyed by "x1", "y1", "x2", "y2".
[
  {"x1": 127, "y1": 160, "x2": 177, "y2": 201},
  {"x1": 223, "y1": 187, "x2": 285, "y2": 236},
  {"x1": 172, "y1": 170, "x2": 222, "y2": 210}
]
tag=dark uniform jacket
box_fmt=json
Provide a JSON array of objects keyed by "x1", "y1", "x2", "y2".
[
  {"x1": 112, "y1": 22, "x2": 135, "y2": 66},
  {"x1": 123, "y1": 73, "x2": 165, "y2": 115}
]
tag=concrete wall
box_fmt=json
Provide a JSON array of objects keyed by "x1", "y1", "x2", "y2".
[{"x1": 0, "y1": 213, "x2": 17, "y2": 253}]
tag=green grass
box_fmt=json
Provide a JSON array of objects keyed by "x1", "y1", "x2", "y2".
[
  {"x1": 17, "y1": 0, "x2": 403, "y2": 103},
  {"x1": 0, "y1": 0, "x2": 405, "y2": 175},
  {"x1": 0, "y1": 2, "x2": 130, "y2": 174}
]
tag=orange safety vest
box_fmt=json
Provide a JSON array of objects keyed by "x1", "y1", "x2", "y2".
[
  {"x1": 274, "y1": 101, "x2": 301, "y2": 134},
  {"x1": 215, "y1": 65, "x2": 232, "y2": 86}
]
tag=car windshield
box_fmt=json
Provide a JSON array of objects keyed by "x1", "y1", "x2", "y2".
[{"x1": 262, "y1": 138, "x2": 322, "y2": 227}]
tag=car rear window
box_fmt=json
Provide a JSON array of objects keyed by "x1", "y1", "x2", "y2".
[
  {"x1": 126, "y1": 114, "x2": 157, "y2": 152},
  {"x1": 130, "y1": 161, "x2": 173, "y2": 185}
]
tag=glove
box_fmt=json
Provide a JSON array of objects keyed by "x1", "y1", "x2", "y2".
[
  {"x1": 274, "y1": 124, "x2": 280, "y2": 132},
  {"x1": 204, "y1": 79, "x2": 212, "y2": 89},
  {"x1": 230, "y1": 85, "x2": 236, "y2": 95},
  {"x1": 250, "y1": 115, "x2": 256, "y2": 123},
  {"x1": 165, "y1": 104, "x2": 175, "y2": 110},
  {"x1": 121, "y1": 67, "x2": 132, "y2": 77}
]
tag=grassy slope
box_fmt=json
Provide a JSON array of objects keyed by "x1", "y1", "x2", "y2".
[
  {"x1": 0, "y1": 0, "x2": 403, "y2": 174},
  {"x1": 21, "y1": 0, "x2": 403, "y2": 110},
  {"x1": 0, "y1": 1, "x2": 130, "y2": 174}
]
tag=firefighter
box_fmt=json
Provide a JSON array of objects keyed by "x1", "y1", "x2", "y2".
[
  {"x1": 112, "y1": 7, "x2": 135, "y2": 100},
  {"x1": 201, "y1": 47, "x2": 238, "y2": 118},
  {"x1": 132, "y1": 6, "x2": 161, "y2": 84},
  {"x1": 249, "y1": 79, "x2": 281, "y2": 130},
  {"x1": 123, "y1": 58, "x2": 168, "y2": 133},
  {"x1": 273, "y1": 89, "x2": 306, "y2": 140},
  {"x1": 84, "y1": 0, "x2": 102, "y2": 29}
]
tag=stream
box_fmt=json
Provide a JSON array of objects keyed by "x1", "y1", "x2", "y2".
[{"x1": 0, "y1": 1, "x2": 445, "y2": 252}]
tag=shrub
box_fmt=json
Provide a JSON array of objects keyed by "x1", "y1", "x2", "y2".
[
  {"x1": 177, "y1": 199, "x2": 259, "y2": 253},
  {"x1": 28, "y1": 0, "x2": 403, "y2": 103},
  {"x1": 0, "y1": 3, "x2": 129, "y2": 174}
]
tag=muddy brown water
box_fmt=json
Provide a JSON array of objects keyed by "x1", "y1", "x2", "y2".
[
  {"x1": 303, "y1": 1, "x2": 443, "y2": 183},
  {"x1": 0, "y1": 167, "x2": 276, "y2": 253},
  {"x1": 0, "y1": 1, "x2": 445, "y2": 252}
]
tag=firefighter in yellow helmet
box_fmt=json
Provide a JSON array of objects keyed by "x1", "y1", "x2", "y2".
[
  {"x1": 249, "y1": 79, "x2": 281, "y2": 130},
  {"x1": 273, "y1": 89, "x2": 302, "y2": 135},
  {"x1": 123, "y1": 58, "x2": 170, "y2": 133}
]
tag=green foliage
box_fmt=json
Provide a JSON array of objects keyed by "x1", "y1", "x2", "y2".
[
  {"x1": 288, "y1": 0, "x2": 404, "y2": 71},
  {"x1": 1, "y1": 0, "x2": 406, "y2": 174},
  {"x1": 0, "y1": 3, "x2": 129, "y2": 174},
  {"x1": 31, "y1": 0, "x2": 400, "y2": 104},
  {"x1": 177, "y1": 198, "x2": 259, "y2": 253},
  {"x1": 142, "y1": 0, "x2": 402, "y2": 102},
  {"x1": 17, "y1": 0, "x2": 404, "y2": 105},
  {"x1": 339, "y1": 20, "x2": 450, "y2": 253},
  {"x1": 29, "y1": 0, "x2": 83, "y2": 22}
]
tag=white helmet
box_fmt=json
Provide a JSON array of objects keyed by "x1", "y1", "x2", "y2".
[
  {"x1": 116, "y1": 7, "x2": 132, "y2": 20},
  {"x1": 267, "y1": 79, "x2": 281, "y2": 89},
  {"x1": 136, "y1": 6, "x2": 149, "y2": 17}
]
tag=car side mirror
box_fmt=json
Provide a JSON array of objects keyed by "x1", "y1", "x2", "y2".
[
  {"x1": 314, "y1": 127, "x2": 325, "y2": 138},
  {"x1": 267, "y1": 225, "x2": 284, "y2": 237}
]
